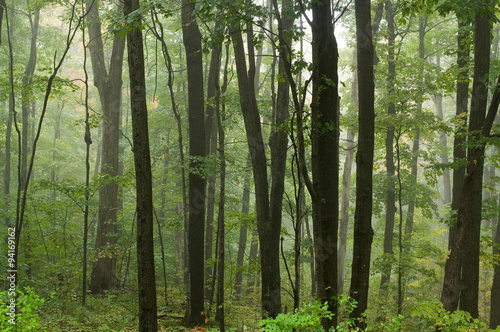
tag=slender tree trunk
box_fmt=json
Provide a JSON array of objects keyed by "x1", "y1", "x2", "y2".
[
  {"x1": 349, "y1": 0, "x2": 375, "y2": 328},
  {"x1": 235, "y1": 155, "x2": 251, "y2": 299},
  {"x1": 405, "y1": 15, "x2": 426, "y2": 238},
  {"x1": 215, "y1": 62, "x2": 226, "y2": 331},
  {"x1": 0, "y1": 0, "x2": 5, "y2": 46},
  {"x1": 490, "y1": 201, "x2": 500, "y2": 328},
  {"x1": 432, "y1": 70, "x2": 451, "y2": 206},
  {"x1": 338, "y1": 51, "x2": 357, "y2": 295},
  {"x1": 204, "y1": 17, "x2": 223, "y2": 303},
  {"x1": 380, "y1": 0, "x2": 396, "y2": 294},
  {"x1": 87, "y1": 0, "x2": 125, "y2": 294},
  {"x1": 182, "y1": 0, "x2": 206, "y2": 323},
  {"x1": 124, "y1": 0, "x2": 158, "y2": 328},
  {"x1": 447, "y1": 19, "x2": 470, "y2": 312}
]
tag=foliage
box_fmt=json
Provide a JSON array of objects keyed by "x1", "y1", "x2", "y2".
[
  {"x1": 0, "y1": 287, "x2": 48, "y2": 331},
  {"x1": 258, "y1": 300, "x2": 334, "y2": 331}
]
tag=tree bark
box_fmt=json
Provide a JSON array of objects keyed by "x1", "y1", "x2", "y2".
[
  {"x1": 123, "y1": 0, "x2": 158, "y2": 328},
  {"x1": 491, "y1": 203, "x2": 500, "y2": 329},
  {"x1": 442, "y1": 9, "x2": 497, "y2": 313},
  {"x1": 310, "y1": 0, "x2": 340, "y2": 328},
  {"x1": 349, "y1": 0, "x2": 375, "y2": 328},
  {"x1": 458, "y1": 8, "x2": 491, "y2": 317},
  {"x1": 87, "y1": 0, "x2": 125, "y2": 294},
  {"x1": 380, "y1": 0, "x2": 396, "y2": 294},
  {"x1": 230, "y1": 8, "x2": 281, "y2": 317},
  {"x1": 204, "y1": 16, "x2": 223, "y2": 304},
  {"x1": 182, "y1": 0, "x2": 206, "y2": 324}
]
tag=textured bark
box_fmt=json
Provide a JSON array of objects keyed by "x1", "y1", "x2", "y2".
[
  {"x1": 182, "y1": 0, "x2": 206, "y2": 324},
  {"x1": 124, "y1": 0, "x2": 158, "y2": 328},
  {"x1": 230, "y1": 9, "x2": 281, "y2": 317},
  {"x1": 458, "y1": 10, "x2": 491, "y2": 317},
  {"x1": 442, "y1": 10, "x2": 497, "y2": 313},
  {"x1": 380, "y1": 0, "x2": 397, "y2": 294},
  {"x1": 269, "y1": 0, "x2": 293, "y2": 311},
  {"x1": 491, "y1": 207, "x2": 500, "y2": 329},
  {"x1": 349, "y1": 0, "x2": 375, "y2": 328},
  {"x1": 310, "y1": 0, "x2": 340, "y2": 328},
  {"x1": 215, "y1": 69, "x2": 226, "y2": 331},
  {"x1": 87, "y1": 0, "x2": 125, "y2": 294},
  {"x1": 447, "y1": 19, "x2": 470, "y2": 311}
]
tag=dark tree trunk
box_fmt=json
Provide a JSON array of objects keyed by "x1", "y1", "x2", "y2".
[
  {"x1": 442, "y1": 9, "x2": 496, "y2": 313},
  {"x1": 380, "y1": 0, "x2": 396, "y2": 294},
  {"x1": 268, "y1": 0, "x2": 293, "y2": 311},
  {"x1": 491, "y1": 204, "x2": 500, "y2": 329},
  {"x1": 215, "y1": 62, "x2": 226, "y2": 331},
  {"x1": 458, "y1": 9, "x2": 491, "y2": 317},
  {"x1": 87, "y1": 0, "x2": 125, "y2": 294},
  {"x1": 124, "y1": 0, "x2": 158, "y2": 328},
  {"x1": 182, "y1": 0, "x2": 206, "y2": 324},
  {"x1": 230, "y1": 8, "x2": 281, "y2": 317},
  {"x1": 0, "y1": 0, "x2": 5, "y2": 46},
  {"x1": 349, "y1": 0, "x2": 375, "y2": 328},
  {"x1": 310, "y1": 0, "x2": 340, "y2": 329},
  {"x1": 447, "y1": 19, "x2": 470, "y2": 312}
]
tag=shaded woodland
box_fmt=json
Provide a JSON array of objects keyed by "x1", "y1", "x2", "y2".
[{"x1": 0, "y1": 0, "x2": 500, "y2": 330}]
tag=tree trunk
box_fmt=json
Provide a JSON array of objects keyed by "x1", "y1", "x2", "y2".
[
  {"x1": 380, "y1": 0, "x2": 396, "y2": 294},
  {"x1": 338, "y1": 51, "x2": 357, "y2": 295},
  {"x1": 490, "y1": 201, "x2": 500, "y2": 329},
  {"x1": 182, "y1": 0, "x2": 206, "y2": 324},
  {"x1": 235, "y1": 155, "x2": 251, "y2": 299},
  {"x1": 447, "y1": 19, "x2": 470, "y2": 312},
  {"x1": 310, "y1": 0, "x2": 340, "y2": 328},
  {"x1": 204, "y1": 16, "x2": 223, "y2": 304},
  {"x1": 87, "y1": 0, "x2": 125, "y2": 294},
  {"x1": 458, "y1": 9, "x2": 491, "y2": 317},
  {"x1": 432, "y1": 86, "x2": 451, "y2": 206},
  {"x1": 230, "y1": 8, "x2": 281, "y2": 317},
  {"x1": 442, "y1": 8, "x2": 496, "y2": 313},
  {"x1": 349, "y1": 0, "x2": 375, "y2": 328},
  {"x1": 123, "y1": 0, "x2": 158, "y2": 328},
  {"x1": 215, "y1": 63, "x2": 226, "y2": 331}
]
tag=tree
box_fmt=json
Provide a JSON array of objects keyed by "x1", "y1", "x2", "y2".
[
  {"x1": 380, "y1": 0, "x2": 397, "y2": 294},
  {"x1": 181, "y1": 0, "x2": 206, "y2": 324},
  {"x1": 491, "y1": 210, "x2": 500, "y2": 328},
  {"x1": 123, "y1": 0, "x2": 158, "y2": 329},
  {"x1": 441, "y1": 6, "x2": 495, "y2": 313},
  {"x1": 349, "y1": 0, "x2": 375, "y2": 328},
  {"x1": 308, "y1": 0, "x2": 340, "y2": 329},
  {"x1": 87, "y1": 0, "x2": 125, "y2": 294},
  {"x1": 229, "y1": 1, "x2": 281, "y2": 318}
]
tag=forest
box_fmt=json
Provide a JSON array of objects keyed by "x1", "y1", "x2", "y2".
[{"x1": 0, "y1": 0, "x2": 500, "y2": 330}]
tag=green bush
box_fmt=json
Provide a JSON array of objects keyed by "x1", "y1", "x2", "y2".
[{"x1": 0, "y1": 287, "x2": 48, "y2": 331}]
